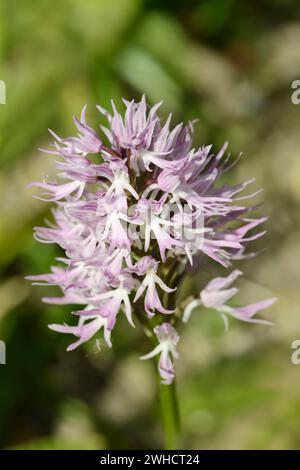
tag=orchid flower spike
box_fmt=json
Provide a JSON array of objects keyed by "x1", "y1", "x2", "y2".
[{"x1": 28, "y1": 96, "x2": 276, "y2": 385}]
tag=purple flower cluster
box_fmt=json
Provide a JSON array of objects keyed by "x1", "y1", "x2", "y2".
[{"x1": 28, "y1": 96, "x2": 276, "y2": 385}]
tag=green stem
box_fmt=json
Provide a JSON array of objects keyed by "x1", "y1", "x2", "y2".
[{"x1": 158, "y1": 375, "x2": 181, "y2": 450}]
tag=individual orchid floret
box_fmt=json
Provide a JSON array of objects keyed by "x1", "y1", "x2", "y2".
[
  {"x1": 27, "y1": 179, "x2": 86, "y2": 202},
  {"x1": 140, "y1": 323, "x2": 180, "y2": 385},
  {"x1": 65, "y1": 105, "x2": 103, "y2": 154},
  {"x1": 49, "y1": 308, "x2": 111, "y2": 351},
  {"x1": 91, "y1": 273, "x2": 136, "y2": 328},
  {"x1": 96, "y1": 195, "x2": 132, "y2": 250},
  {"x1": 128, "y1": 196, "x2": 182, "y2": 261},
  {"x1": 183, "y1": 270, "x2": 276, "y2": 330},
  {"x1": 132, "y1": 256, "x2": 176, "y2": 316},
  {"x1": 104, "y1": 248, "x2": 133, "y2": 277},
  {"x1": 105, "y1": 160, "x2": 139, "y2": 200}
]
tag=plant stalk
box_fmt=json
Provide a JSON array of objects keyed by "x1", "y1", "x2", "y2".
[{"x1": 158, "y1": 374, "x2": 181, "y2": 450}]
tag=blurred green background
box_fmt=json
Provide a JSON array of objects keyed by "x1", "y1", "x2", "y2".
[{"x1": 0, "y1": 0, "x2": 300, "y2": 450}]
